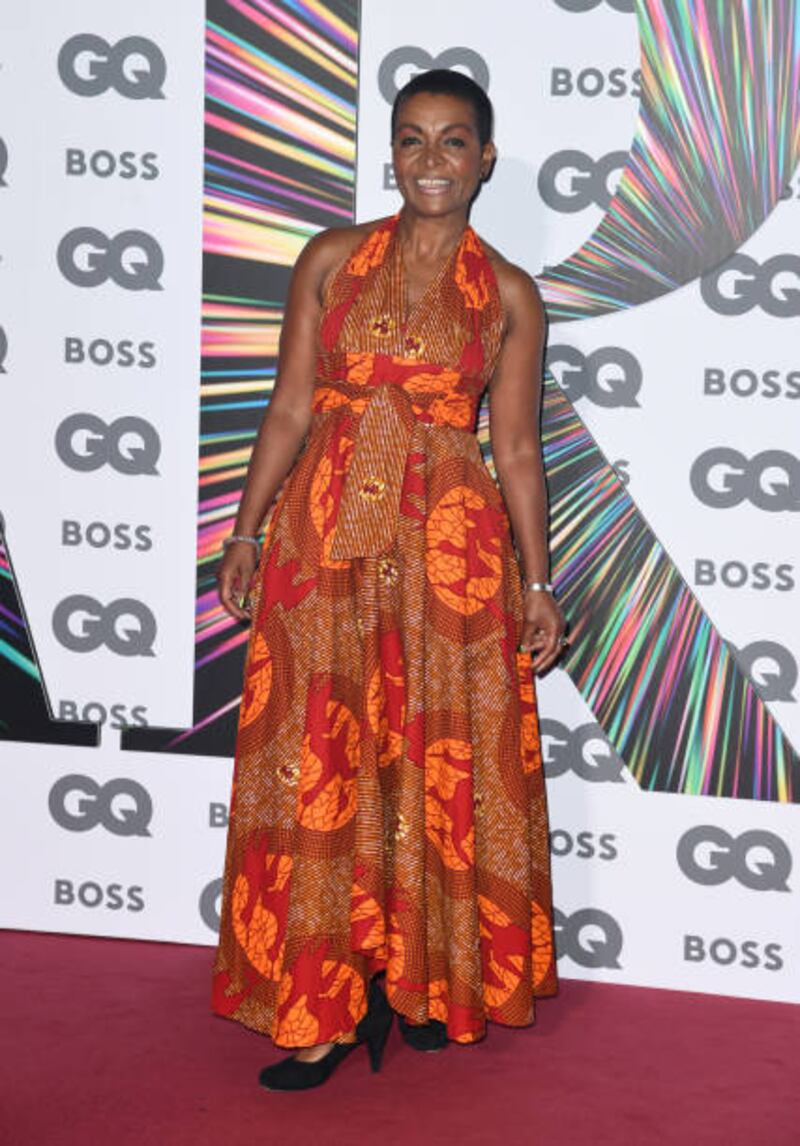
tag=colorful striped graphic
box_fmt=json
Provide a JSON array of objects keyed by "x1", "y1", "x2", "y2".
[
  {"x1": 545, "y1": 382, "x2": 796, "y2": 800},
  {"x1": 0, "y1": 526, "x2": 37, "y2": 687},
  {"x1": 539, "y1": 0, "x2": 800, "y2": 319},
  {"x1": 125, "y1": 0, "x2": 358, "y2": 754},
  {"x1": 0, "y1": 522, "x2": 96, "y2": 745},
  {"x1": 123, "y1": 0, "x2": 800, "y2": 803}
]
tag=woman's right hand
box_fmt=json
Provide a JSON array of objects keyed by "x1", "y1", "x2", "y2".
[{"x1": 217, "y1": 542, "x2": 259, "y2": 621}]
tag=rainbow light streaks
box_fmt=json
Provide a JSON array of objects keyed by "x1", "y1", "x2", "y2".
[
  {"x1": 544, "y1": 380, "x2": 796, "y2": 800},
  {"x1": 124, "y1": 0, "x2": 358, "y2": 754},
  {"x1": 539, "y1": 0, "x2": 800, "y2": 320},
  {"x1": 0, "y1": 528, "x2": 97, "y2": 745},
  {"x1": 124, "y1": 0, "x2": 800, "y2": 799},
  {"x1": 0, "y1": 533, "x2": 38, "y2": 689}
]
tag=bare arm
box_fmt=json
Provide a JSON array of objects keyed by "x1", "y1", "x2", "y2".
[
  {"x1": 489, "y1": 263, "x2": 566, "y2": 672},
  {"x1": 217, "y1": 227, "x2": 351, "y2": 619}
]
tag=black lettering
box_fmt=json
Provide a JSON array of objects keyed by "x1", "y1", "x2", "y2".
[
  {"x1": 128, "y1": 886, "x2": 145, "y2": 912},
  {"x1": 684, "y1": 935, "x2": 705, "y2": 962},
  {"x1": 54, "y1": 879, "x2": 75, "y2": 905}
]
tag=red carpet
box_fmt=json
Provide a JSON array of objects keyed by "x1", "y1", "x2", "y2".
[{"x1": 1, "y1": 931, "x2": 797, "y2": 1146}]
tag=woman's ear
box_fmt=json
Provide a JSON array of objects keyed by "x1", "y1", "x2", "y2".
[{"x1": 481, "y1": 141, "x2": 498, "y2": 181}]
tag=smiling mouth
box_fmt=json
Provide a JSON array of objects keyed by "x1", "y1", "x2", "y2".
[{"x1": 415, "y1": 178, "x2": 452, "y2": 194}]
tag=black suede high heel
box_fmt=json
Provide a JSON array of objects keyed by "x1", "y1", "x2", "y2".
[
  {"x1": 397, "y1": 1014, "x2": 448, "y2": 1052},
  {"x1": 258, "y1": 975, "x2": 393, "y2": 1091}
]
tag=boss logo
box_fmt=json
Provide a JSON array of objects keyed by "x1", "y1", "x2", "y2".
[
  {"x1": 0, "y1": 325, "x2": 7, "y2": 373},
  {"x1": 66, "y1": 148, "x2": 159, "y2": 180},
  {"x1": 49, "y1": 774, "x2": 153, "y2": 837},
  {"x1": 684, "y1": 935, "x2": 783, "y2": 971},
  {"x1": 554, "y1": 0, "x2": 636, "y2": 10},
  {"x1": 701, "y1": 253, "x2": 800, "y2": 317},
  {"x1": 690, "y1": 448, "x2": 800, "y2": 512},
  {"x1": 550, "y1": 829, "x2": 618, "y2": 861},
  {"x1": 0, "y1": 136, "x2": 8, "y2": 186},
  {"x1": 677, "y1": 826, "x2": 791, "y2": 892},
  {"x1": 55, "y1": 413, "x2": 161, "y2": 476},
  {"x1": 200, "y1": 877, "x2": 223, "y2": 932},
  {"x1": 550, "y1": 67, "x2": 641, "y2": 98},
  {"x1": 54, "y1": 879, "x2": 145, "y2": 912},
  {"x1": 58, "y1": 700, "x2": 149, "y2": 729},
  {"x1": 52, "y1": 596, "x2": 157, "y2": 658},
  {"x1": 540, "y1": 718, "x2": 625, "y2": 783},
  {"x1": 57, "y1": 228, "x2": 163, "y2": 291},
  {"x1": 62, "y1": 520, "x2": 153, "y2": 552},
  {"x1": 704, "y1": 367, "x2": 800, "y2": 400},
  {"x1": 538, "y1": 151, "x2": 627, "y2": 212},
  {"x1": 378, "y1": 46, "x2": 490, "y2": 103},
  {"x1": 553, "y1": 907, "x2": 623, "y2": 969},
  {"x1": 57, "y1": 34, "x2": 166, "y2": 100},
  {"x1": 732, "y1": 640, "x2": 797, "y2": 703},
  {"x1": 546, "y1": 345, "x2": 641, "y2": 407},
  {"x1": 209, "y1": 803, "x2": 229, "y2": 828},
  {"x1": 65, "y1": 337, "x2": 156, "y2": 369},
  {"x1": 694, "y1": 560, "x2": 794, "y2": 593}
]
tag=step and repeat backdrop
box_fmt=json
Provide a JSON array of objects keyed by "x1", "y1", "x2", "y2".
[{"x1": 1, "y1": 0, "x2": 800, "y2": 1007}]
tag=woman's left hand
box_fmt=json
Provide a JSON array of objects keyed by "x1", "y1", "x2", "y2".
[{"x1": 519, "y1": 589, "x2": 567, "y2": 675}]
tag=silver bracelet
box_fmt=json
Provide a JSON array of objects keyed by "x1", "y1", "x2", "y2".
[
  {"x1": 524, "y1": 580, "x2": 554, "y2": 593},
  {"x1": 222, "y1": 534, "x2": 261, "y2": 555}
]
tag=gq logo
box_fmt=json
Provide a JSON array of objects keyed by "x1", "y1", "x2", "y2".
[
  {"x1": 378, "y1": 47, "x2": 490, "y2": 103},
  {"x1": 690, "y1": 448, "x2": 800, "y2": 512},
  {"x1": 49, "y1": 774, "x2": 153, "y2": 838},
  {"x1": 732, "y1": 640, "x2": 798, "y2": 703},
  {"x1": 540, "y1": 718, "x2": 625, "y2": 782},
  {"x1": 57, "y1": 228, "x2": 163, "y2": 291},
  {"x1": 55, "y1": 413, "x2": 161, "y2": 476},
  {"x1": 701, "y1": 253, "x2": 800, "y2": 317},
  {"x1": 677, "y1": 826, "x2": 791, "y2": 892},
  {"x1": 57, "y1": 34, "x2": 166, "y2": 99},
  {"x1": 546, "y1": 345, "x2": 642, "y2": 408},
  {"x1": 0, "y1": 325, "x2": 7, "y2": 373},
  {"x1": 554, "y1": 0, "x2": 636, "y2": 10},
  {"x1": 52, "y1": 596, "x2": 157, "y2": 657},
  {"x1": 553, "y1": 907, "x2": 623, "y2": 969},
  {"x1": 200, "y1": 878, "x2": 223, "y2": 932},
  {"x1": 0, "y1": 136, "x2": 8, "y2": 186},
  {"x1": 538, "y1": 150, "x2": 628, "y2": 212}
]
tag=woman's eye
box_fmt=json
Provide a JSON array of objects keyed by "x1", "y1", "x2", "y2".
[
  {"x1": 444, "y1": 137, "x2": 466, "y2": 148},
  {"x1": 398, "y1": 136, "x2": 420, "y2": 147}
]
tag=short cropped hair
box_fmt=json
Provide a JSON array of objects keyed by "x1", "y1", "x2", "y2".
[{"x1": 391, "y1": 68, "x2": 494, "y2": 147}]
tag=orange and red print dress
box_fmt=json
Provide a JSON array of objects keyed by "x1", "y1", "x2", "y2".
[{"x1": 211, "y1": 214, "x2": 557, "y2": 1047}]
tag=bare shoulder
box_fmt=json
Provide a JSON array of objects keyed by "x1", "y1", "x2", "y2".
[
  {"x1": 479, "y1": 237, "x2": 546, "y2": 331},
  {"x1": 296, "y1": 216, "x2": 394, "y2": 302}
]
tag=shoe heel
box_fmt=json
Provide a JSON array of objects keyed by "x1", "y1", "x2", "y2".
[
  {"x1": 365, "y1": 1012, "x2": 392, "y2": 1072},
  {"x1": 358, "y1": 977, "x2": 393, "y2": 1073}
]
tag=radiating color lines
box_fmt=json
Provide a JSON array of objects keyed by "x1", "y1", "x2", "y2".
[
  {"x1": 542, "y1": 378, "x2": 798, "y2": 800},
  {"x1": 479, "y1": 376, "x2": 799, "y2": 802},
  {"x1": 0, "y1": 530, "x2": 38, "y2": 687},
  {"x1": 124, "y1": 0, "x2": 358, "y2": 755},
  {"x1": 125, "y1": 0, "x2": 800, "y2": 799},
  {"x1": 0, "y1": 523, "x2": 97, "y2": 745},
  {"x1": 539, "y1": 0, "x2": 800, "y2": 320}
]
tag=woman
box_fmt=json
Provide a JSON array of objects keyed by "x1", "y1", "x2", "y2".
[{"x1": 212, "y1": 68, "x2": 565, "y2": 1091}]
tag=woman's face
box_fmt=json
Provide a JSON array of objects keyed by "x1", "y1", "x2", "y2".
[{"x1": 391, "y1": 91, "x2": 495, "y2": 219}]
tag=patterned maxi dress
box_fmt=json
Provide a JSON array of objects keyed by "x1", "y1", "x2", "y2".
[{"x1": 211, "y1": 214, "x2": 557, "y2": 1047}]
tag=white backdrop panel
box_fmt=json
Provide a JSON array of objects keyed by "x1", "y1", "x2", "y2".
[{"x1": 0, "y1": 1, "x2": 205, "y2": 728}]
